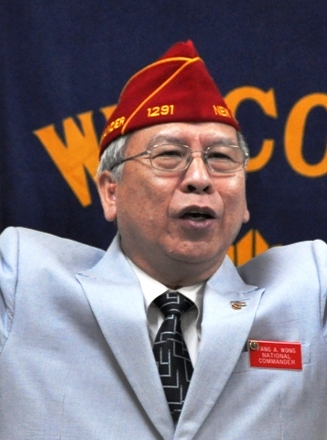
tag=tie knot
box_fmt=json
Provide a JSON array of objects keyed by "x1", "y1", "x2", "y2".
[{"x1": 154, "y1": 291, "x2": 194, "y2": 318}]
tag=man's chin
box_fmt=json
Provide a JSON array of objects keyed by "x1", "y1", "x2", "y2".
[{"x1": 168, "y1": 244, "x2": 226, "y2": 267}]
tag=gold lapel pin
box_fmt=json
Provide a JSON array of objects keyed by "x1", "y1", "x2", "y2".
[{"x1": 230, "y1": 301, "x2": 247, "y2": 310}]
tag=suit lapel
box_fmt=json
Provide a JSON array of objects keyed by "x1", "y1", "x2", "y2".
[
  {"x1": 175, "y1": 256, "x2": 264, "y2": 439},
  {"x1": 76, "y1": 236, "x2": 263, "y2": 439},
  {"x1": 76, "y1": 236, "x2": 174, "y2": 440}
]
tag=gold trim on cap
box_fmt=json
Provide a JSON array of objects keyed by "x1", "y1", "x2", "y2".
[
  {"x1": 120, "y1": 56, "x2": 202, "y2": 95},
  {"x1": 121, "y1": 56, "x2": 202, "y2": 135}
]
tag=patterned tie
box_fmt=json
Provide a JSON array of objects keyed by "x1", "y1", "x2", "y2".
[{"x1": 153, "y1": 291, "x2": 194, "y2": 423}]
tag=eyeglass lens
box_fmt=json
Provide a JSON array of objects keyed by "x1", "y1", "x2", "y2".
[{"x1": 150, "y1": 144, "x2": 245, "y2": 173}]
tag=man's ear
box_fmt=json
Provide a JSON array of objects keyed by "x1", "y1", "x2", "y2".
[
  {"x1": 243, "y1": 202, "x2": 250, "y2": 224},
  {"x1": 97, "y1": 171, "x2": 118, "y2": 222}
]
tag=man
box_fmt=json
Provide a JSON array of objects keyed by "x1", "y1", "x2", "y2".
[{"x1": 1, "y1": 41, "x2": 327, "y2": 439}]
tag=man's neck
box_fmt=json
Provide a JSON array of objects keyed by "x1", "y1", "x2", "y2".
[{"x1": 126, "y1": 253, "x2": 223, "y2": 287}]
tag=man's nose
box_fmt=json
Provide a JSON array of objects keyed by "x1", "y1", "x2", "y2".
[{"x1": 180, "y1": 152, "x2": 213, "y2": 194}]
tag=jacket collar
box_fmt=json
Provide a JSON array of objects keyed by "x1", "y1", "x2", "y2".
[
  {"x1": 76, "y1": 235, "x2": 175, "y2": 439},
  {"x1": 77, "y1": 235, "x2": 263, "y2": 439}
]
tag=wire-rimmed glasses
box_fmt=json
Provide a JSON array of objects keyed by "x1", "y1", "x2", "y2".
[{"x1": 109, "y1": 143, "x2": 248, "y2": 174}]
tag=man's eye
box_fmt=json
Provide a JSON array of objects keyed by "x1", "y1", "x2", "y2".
[
  {"x1": 208, "y1": 152, "x2": 234, "y2": 161},
  {"x1": 161, "y1": 150, "x2": 183, "y2": 157},
  {"x1": 152, "y1": 146, "x2": 184, "y2": 159},
  {"x1": 208, "y1": 146, "x2": 240, "y2": 163}
]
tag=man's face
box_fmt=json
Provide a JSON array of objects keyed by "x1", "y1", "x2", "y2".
[{"x1": 98, "y1": 122, "x2": 249, "y2": 285}]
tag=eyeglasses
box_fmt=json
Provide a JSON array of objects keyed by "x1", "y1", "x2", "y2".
[{"x1": 109, "y1": 143, "x2": 248, "y2": 174}]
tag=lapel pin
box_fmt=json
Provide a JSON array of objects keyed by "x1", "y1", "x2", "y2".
[{"x1": 230, "y1": 301, "x2": 247, "y2": 310}]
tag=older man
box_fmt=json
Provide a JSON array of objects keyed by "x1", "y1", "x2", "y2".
[{"x1": 1, "y1": 41, "x2": 327, "y2": 439}]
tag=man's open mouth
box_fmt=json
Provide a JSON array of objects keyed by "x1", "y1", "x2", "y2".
[{"x1": 180, "y1": 209, "x2": 215, "y2": 221}]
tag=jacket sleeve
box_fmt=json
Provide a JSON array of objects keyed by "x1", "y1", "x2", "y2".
[
  {"x1": 0, "y1": 227, "x2": 19, "y2": 353},
  {"x1": 311, "y1": 240, "x2": 327, "y2": 342}
]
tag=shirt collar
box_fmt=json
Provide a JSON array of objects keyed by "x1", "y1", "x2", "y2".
[{"x1": 127, "y1": 258, "x2": 205, "y2": 311}]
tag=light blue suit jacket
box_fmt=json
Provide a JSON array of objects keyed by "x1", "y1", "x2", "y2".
[{"x1": 1, "y1": 227, "x2": 327, "y2": 439}]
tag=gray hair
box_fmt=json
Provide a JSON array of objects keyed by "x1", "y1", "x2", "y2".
[
  {"x1": 97, "y1": 130, "x2": 249, "y2": 181},
  {"x1": 237, "y1": 131, "x2": 249, "y2": 158},
  {"x1": 97, "y1": 134, "x2": 131, "y2": 181}
]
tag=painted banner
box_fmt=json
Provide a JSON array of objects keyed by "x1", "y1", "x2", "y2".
[{"x1": 2, "y1": 1, "x2": 327, "y2": 264}]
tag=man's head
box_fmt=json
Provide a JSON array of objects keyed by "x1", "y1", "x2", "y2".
[{"x1": 97, "y1": 41, "x2": 250, "y2": 287}]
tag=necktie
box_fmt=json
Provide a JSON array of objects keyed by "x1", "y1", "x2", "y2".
[{"x1": 153, "y1": 291, "x2": 194, "y2": 423}]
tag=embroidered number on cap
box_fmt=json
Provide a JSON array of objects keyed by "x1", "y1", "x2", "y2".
[{"x1": 147, "y1": 105, "x2": 174, "y2": 117}]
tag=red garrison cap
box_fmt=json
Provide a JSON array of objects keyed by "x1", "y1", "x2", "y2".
[{"x1": 99, "y1": 40, "x2": 240, "y2": 156}]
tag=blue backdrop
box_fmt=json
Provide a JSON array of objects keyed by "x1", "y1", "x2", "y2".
[{"x1": 2, "y1": 1, "x2": 327, "y2": 264}]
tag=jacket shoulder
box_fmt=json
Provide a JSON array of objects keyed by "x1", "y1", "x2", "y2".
[
  {"x1": 0, "y1": 227, "x2": 105, "y2": 273},
  {"x1": 237, "y1": 240, "x2": 327, "y2": 286}
]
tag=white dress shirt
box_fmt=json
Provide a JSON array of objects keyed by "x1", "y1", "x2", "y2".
[{"x1": 128, "y1": 259, "x2": 205, "y2": 365}]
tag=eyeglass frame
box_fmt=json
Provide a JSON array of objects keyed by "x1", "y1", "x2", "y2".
[{"x1": 109, "y1": 142, "x2": 249, "y2": 174}]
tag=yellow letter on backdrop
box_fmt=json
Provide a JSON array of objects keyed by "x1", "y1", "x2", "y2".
[
  {"x1": 34, "y1": 111, "x2": 99, "y2": 206},
  {"x1": 225, "y1": 87, "x2": 278, "y2": 172},
  {"x1": 285, "y1": 93, "x2": 327, "y2": 177}
]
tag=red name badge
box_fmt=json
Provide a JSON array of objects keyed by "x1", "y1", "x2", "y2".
[{"x1": 248, "y1": 340, "x2": 302, "y2": 370}]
